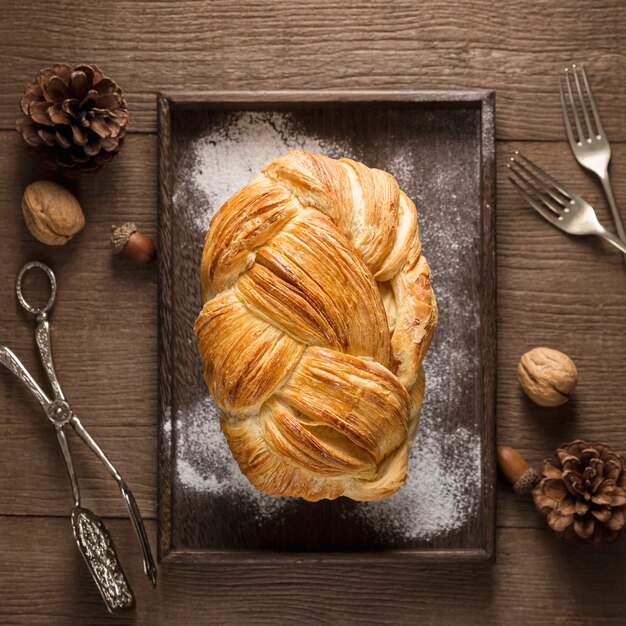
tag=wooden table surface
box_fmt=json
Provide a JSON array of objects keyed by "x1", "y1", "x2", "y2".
[{"x1": 1, "y1": 1, "x2": 625, "y2": 624}]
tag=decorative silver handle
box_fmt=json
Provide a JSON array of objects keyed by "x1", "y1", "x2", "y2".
[
  {"x1": 35, "y1": 320, "x2": 65, "y2": 401},
  {"x1": 16, "y1": 261, "x2": 57, "y2": 317},
  {"x1": 0, "y1": 346, "x2": 50, "y2": 410}
]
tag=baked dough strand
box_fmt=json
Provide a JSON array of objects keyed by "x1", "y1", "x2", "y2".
[{"x1": 194, "y1": 150, "x2": 437, "y2": 501}]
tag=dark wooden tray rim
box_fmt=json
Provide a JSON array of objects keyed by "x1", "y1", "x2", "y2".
[{"x1": 157, "y1": 89, "x2": 496, "y2": 564}]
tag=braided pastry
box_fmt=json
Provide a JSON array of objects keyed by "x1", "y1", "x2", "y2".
[{"x1": 194, "y1": 150, "x2": 437, "y2": 501}]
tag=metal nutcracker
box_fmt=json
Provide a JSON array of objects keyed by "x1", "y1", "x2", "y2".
[{"x1": 0, "y1": 261, "x2": 157, "y2": 613}]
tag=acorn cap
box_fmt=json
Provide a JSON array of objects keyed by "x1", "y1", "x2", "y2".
[
  {"x1": 110, "y1": 222, "x2": 137, "y2": 253},
  {"x1": 513, "y1": 468, "x2": 540, "y2": 495}
]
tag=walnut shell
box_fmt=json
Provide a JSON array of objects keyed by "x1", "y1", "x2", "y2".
[
  {"x1": 21, "y1": 180, "x2": 85, "y2": 245},
  {"x1": 517, "y1": 347, "x2": 577, "y2": 407}
]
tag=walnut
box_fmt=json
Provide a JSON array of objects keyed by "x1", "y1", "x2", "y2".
[
  {"x1": 21, "y1": 180, "x2": 85, "y2": 245},
  {"x1": 517, "y1": 347, "x2": 577, "y2": 407}
]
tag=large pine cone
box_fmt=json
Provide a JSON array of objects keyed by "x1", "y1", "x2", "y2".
[
  {"x1": 16, "y1": 64, "x2": 128, "y2": 177},
  {"x1": 533, "y1": 439, "x2": 626, "y2": 545}
]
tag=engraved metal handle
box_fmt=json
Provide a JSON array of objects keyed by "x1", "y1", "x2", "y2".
[
  {"x1": 16, "y1": 261, "x2": 57, "y2": 316},
  {"x1": 15, "y1": 262, "x2": 65, "y2": 400},
  {"x1": 0, "y1": 346, "x2": 50, "y2": 410},
  {"x1": 35, "y1": 320, "x2": 65, "y2": 401}
]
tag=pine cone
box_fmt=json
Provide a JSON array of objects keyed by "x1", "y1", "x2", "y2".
[
  {"x1": 533, "y1": 440, "x2": 626, "y2": 545},
  {"x1": 15, "y1": 64, "x2": 128, "y2": 177}
]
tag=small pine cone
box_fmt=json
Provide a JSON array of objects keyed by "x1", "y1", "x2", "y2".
[
  {"x1": 15, "y1": 64, "x2": 128, "y2": 177},
  {"x1": 533, "y1": 440, "x2": 626, "y2": 546}
]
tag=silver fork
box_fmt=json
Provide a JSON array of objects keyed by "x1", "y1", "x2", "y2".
[
  {"x1": 508, "y1": 152, "x2": 626, "y2": 256},
  {"x1": 560, "y1": 64, "x2": 626, "y2": 267}
]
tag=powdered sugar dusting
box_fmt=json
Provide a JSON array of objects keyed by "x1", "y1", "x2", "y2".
[
  {"x1": 354, "y1": 139, "x2": 483, "y2": 539},
  {"x1": 175, "y1": 396, "x2": 292, "y2": 519},
  {"x1": 186, "y1": 111, "x2": 348, "y2": 234},
  {"x1": 171, "y1": 110, "x2": 483, "y2": 541},
  {"x1": 360, "y1": 428, "x2": 481, "y2": 539}
]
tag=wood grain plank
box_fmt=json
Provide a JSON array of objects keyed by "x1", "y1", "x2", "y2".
[
  {"x1": 496, "y1": 140, "x2": 626, "y2": 531},
  {"x1": 2, "y1": 132, "x2": 626, "y2": 533},
  {"x1": 0, "y1": 0, "x2": 625, "y2": 139},
  {"x1": 0, "y1": 132, "x2": 158, "y2": 518},
  {"x1": 496, "y1": 141, "x2": 626, "y2": 467},
  {"x1": 1, "y1": 517, "x2": 625, "y2": 625},
  {"x1": 1, "y1": 2, "x2": 626, "y2": 622}
]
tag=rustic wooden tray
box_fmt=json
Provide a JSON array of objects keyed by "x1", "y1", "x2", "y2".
[{"x1": 157, "y1": 90, "x2": 496, "y2": 563}]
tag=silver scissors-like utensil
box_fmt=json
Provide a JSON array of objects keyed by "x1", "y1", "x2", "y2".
[{"x1": 0, "y1": 261, "x2": 157, "y2": 613}]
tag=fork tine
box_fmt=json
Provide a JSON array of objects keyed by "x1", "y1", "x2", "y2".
[
  {"x1": 513, "y1": 152, "x2": 576, "y2": 201},
  {"x1": 580, "y1": 64, "x2": 605, "y2": 138},
  {"x1": 508, "y1": 162, "x2": 563, "y2": 216},
  {"x1": 510, "y1": 155, "x2": 569, "y2": 209},
  {"x1": 572, "y1": 64, "x2": 594, "y2": 141},
  {"x1": 564, "y1": 68, "x2": 584, "y2": 143},
  {"x1": 559, "y1": 79, "x2": 578, "y2": 149},
  {"x1": 509, "y1": 175, "x2": 559, "y2": 226},
  {"x1": 509, "y1": 159, "x2": 564, "y2": 215}
]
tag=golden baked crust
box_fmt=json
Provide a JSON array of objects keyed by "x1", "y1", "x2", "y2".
[{"x1": 194, "y1": 150, "x2": 437, "y2": 501}]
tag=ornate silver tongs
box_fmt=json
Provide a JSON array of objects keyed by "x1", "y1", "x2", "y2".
[{"x1": 0, "y1": 261, "x2": 157, "y2": 613}]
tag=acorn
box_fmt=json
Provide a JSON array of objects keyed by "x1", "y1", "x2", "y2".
[
  {"x1": 110, "y1": 223, "x2": 156, "y2": 263},
  {"x1": 497, "y1": 445, "x2": 540, "y2": 494}
]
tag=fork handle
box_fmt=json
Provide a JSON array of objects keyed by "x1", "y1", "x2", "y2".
[
  {"x1": 599, "y1": 173, "x2": 626, "y2": 262},
  {"x1": 598, "y1": 227, "x2": 626, "y2": 256}
]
